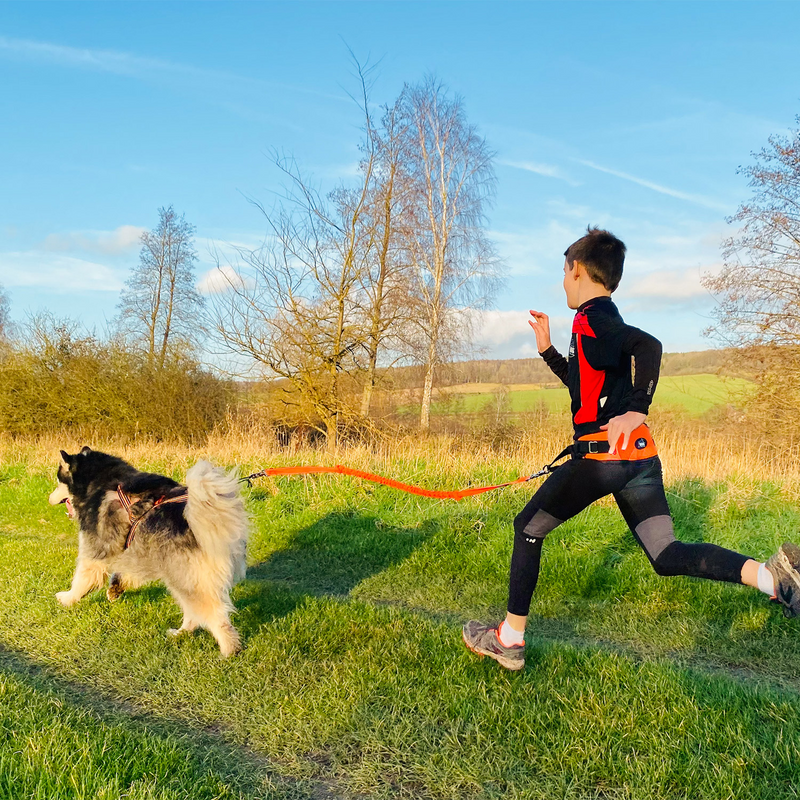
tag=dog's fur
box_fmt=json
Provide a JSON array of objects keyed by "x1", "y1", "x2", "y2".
[{"x1": 49, "y1": 447, "x2": 249, "y2": 656}]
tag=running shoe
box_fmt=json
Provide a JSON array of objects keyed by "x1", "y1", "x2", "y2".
[
  {"x1": 462, "y1": 620, "x2": 525, "y2": 671},
  {"x1": 766, "y1": 543, "x2": 800, "y2": 618}
]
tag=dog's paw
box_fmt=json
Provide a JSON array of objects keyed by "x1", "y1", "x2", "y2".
[
  {"x1": 106, "y1": 584, "x2": 124, "y2": 603},
  {"x1": 55, "y1": 591, "x2": 77, "y2": 607},
  {"x1": 166, "y1": 627, "x2": 182, "y2": 637},
  {"x1": 218, "y1": 632, "x2": 242, "y2": 658}
]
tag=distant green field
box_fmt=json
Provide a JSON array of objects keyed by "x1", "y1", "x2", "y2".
[{"x1": 431, "y1": 374, "x2": 753, "y2": 418}]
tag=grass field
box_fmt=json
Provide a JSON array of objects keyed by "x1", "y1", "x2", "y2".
[
  {"x1": 425, "y1": 374, "x2": 754, "y2": 418},
  {"x1": 1, "y1": 434, "x2": 799, "y2": 799}
]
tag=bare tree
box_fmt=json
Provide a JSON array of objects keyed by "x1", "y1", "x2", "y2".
[
  {"x1": 209, "y1": 65, "x2": 379, "y2": 450},
  {"x1": 704, "y1": 119, "x2": 800, "y2": 348},
  {"x1": 357, "y1": 96, "x2": 416, "y2": 417},
  {"x1": 702, "y1": 118, "x2": 800, "y2": 425},
  {"x1": 398, "y1": 77, "x2": 502, "y2": 430},
  {"x1": 117, "y1": 206, "x2": 204, "y2": 369}
]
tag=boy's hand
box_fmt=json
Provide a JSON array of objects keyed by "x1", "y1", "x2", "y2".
[
  {"x1": 600, "y1": 411, "x2": 647, "y2": 454},
  {"x1": 528, "y1": 310, "x2": 552, "y2": 353}
]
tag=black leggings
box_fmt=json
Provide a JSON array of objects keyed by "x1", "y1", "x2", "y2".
[{"x1": 507, "y1": 456, "x2": 750, "y2": 617}]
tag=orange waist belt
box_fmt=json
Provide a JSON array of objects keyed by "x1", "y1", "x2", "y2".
[{"x1": 578, "y1": 423, "x2": 658, "y2": 462}]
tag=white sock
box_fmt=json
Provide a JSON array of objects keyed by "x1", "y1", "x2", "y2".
[
  {"x1": 497, "y1": 620, "x2": 525, "y2": 647},
  {"x1": 757, "y1": 562, "x2": 775, "y2": 597}
]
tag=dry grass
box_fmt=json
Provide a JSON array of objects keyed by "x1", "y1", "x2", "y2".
[{"x1": 7, "y1": 419, "x2": 800, "y2": 494}]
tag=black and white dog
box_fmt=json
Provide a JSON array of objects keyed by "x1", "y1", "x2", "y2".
[{"x1": 49, "y1": 447, "x2": 249, "y2": 656}]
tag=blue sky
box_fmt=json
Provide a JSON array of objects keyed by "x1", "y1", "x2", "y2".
[{"x1": 1, "y1": 1, "x2": 798, "y2": 359}]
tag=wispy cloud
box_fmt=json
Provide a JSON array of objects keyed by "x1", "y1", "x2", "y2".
[
  {"x1": 626, "y1": 266, "x2": 715, "y2": 301},
  {"x1": 490, "y1": 220, "x2": 581, "y2": 277},
  {"x1": 574, "y1": 158, "x2": 729, "y2": 212},
  {"x1": 0, "y1": 252, "x2": 123, "y2": 292},
  {"x1": 41, "y1": 225, "x2": 145, "y2": 256},
  {"x1": 0, "y1": 35, "x2": 348, "y2": 103},
  {"x1": 500, "y1": 159, "x2": 579, "y2": 185}
]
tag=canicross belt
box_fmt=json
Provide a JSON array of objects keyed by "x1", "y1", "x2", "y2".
[{"x1": 575, "y1": 423, "x2": 658, "y2": 462}]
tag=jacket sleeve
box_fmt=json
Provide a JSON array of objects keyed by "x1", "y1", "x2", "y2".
[
  {"x1": 620, "y1": 326, "x2": 662, "y2": 414},
  {"x1": 539, "y1": 344, "x2": 569, "y2": 387}
]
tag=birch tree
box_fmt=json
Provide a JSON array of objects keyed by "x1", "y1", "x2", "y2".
[
  {"x1": 117, "y1": 206, "x2": 204, "y2": 369},
  {"x1": 398, "y1": 77, "x2": 502, "y2": 430},
  {"x1": 358, "y1": 96, "x2": 415, "y2": 417}
]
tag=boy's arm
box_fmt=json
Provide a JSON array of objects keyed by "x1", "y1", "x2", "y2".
[
  {"x1": 539, "y1": 345, "x2": 569, "y2": 386},
  {"x1": 620, "y1": 326, "x2": 662, "y2": 413},
  {"x1": 528, "y1": 310, "x2": 569, "y2": 386}
]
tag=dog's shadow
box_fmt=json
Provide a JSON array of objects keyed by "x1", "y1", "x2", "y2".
[{"x1": 234, "y1": 510, "x2": 435, "y2": 635}]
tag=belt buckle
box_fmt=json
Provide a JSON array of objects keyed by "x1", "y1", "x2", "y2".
[{"x1": 587, "y1": 441, "x2": 600, "y2": 454}]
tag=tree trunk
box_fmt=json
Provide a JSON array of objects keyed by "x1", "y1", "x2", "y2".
[
  {"x1": 324, "y1": 412, "x2": 338, "y2": 453},
  {"x1": 420, "y1": 320, "x2": 438, "y2": 431},
  {"x1": 360, "y1": 346, "x2": 377, "y2": 417}
]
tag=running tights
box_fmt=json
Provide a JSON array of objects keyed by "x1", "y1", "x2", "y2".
[{"x1": 507, "y1": 456, "x2": 750, "y2": 617}]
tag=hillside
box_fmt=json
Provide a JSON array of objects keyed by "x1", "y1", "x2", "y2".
[{"x1": 384, "y1": 349, "x2": 737, "y2": 390}]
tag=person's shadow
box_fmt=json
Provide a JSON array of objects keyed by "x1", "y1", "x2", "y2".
[
  {"x1": 571, "y1": 476, "x2": 719, "y2": 601},
  {"x1": 233, "y1": 510, "x2": 436, "y2": 638}
]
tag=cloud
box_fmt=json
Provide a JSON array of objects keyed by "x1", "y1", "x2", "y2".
[
  {"x1": 42, "y1": 225, "x2": 145, "y2": 256},
  {"x1": 473, "y1": 309, "x2": 533, "y2": 345},
  {"x1": 470, "y1": 309, "x2": 572, "y2": 360},
  {"x1": 574, "y1": 158, "x2": 729, "y2": 212},
  {"x1": 500, "y1": 160, "x2": 579, "y2": 185},
  {"x1": 490, "y1": 221, "x2": 577, "y2": 277},
  {"x1": 0, "y1": 35, "x2": 347, "y2": 103},
  {"x1": 0, "y1": 252, "x2": 123, "y2": 292},
  {"x1": 197, "y1": 265, "x2": 248, "y2": 294},
  {"x1": 626, "y1": 264, "x2": 722, "y2": 303}
]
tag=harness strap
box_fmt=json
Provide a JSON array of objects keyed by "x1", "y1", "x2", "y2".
[{"x1": 116, "y1": 486, "x2": 188, "y2": 550}]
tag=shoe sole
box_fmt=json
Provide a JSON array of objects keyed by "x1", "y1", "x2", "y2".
[
  {"x1": 776, "y1": 543, "x2": 800, "y2": 617},
  {"x1": 462, "y1": 630, "x2": 525, "y2": 671}
]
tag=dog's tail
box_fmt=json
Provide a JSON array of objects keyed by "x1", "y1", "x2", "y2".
[{"x1": 184, "y1": 461, "x2": 248, "y2": 586}]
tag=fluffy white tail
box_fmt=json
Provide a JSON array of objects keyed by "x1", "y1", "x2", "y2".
[{"x1": 184, "y1": 461, "x2": 249, "y2": 586}]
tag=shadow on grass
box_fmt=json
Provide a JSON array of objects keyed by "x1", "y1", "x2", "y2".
[
  {"x1": 0, "y1": 644, "x2": 324, "y2": 800},
  {"x1": 236, "y1": 510, "x2": 437, "y2": 638},
  {"x1": 566, "y1": 478, "x2": 719, "y2": 603}
]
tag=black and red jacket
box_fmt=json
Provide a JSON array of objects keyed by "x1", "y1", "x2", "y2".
[{"x1": 539, "y1": 297, "x2": 662, "y2": 438}]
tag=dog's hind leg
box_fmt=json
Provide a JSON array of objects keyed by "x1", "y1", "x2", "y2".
[
  {"x1": 56, "y1": 551, "x2": 107, "y2": 607},
  {"x1": 166, "y1": 589, "x2": 201, "y2": 638},
  {"x1": 170, "y1": 589, "x2": 241, "y2": 657}
]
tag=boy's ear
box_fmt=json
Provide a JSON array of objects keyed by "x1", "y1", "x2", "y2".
[{"x1": 79, "y1": 446, "x2": 92, "y2": 456}]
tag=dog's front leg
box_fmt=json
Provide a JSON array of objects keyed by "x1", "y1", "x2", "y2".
[{"x1": 56, "y1": 540, "x2": 107, "y2": 606}]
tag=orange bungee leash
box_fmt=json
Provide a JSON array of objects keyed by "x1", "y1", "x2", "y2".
[{"x1": 242, "y1": 425, "x2": 658, "y2": 500}]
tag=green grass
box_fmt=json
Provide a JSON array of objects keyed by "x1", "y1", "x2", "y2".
[
  {"x1": 424, "y1": 374, "x2": 754, "y2": 418},
  {"x1": 0, "y1": 457, "x2": 799, "y2": 799}
]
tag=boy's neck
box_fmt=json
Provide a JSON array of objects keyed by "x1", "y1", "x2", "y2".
[{"x1": 573, "y1": 285, "x2": 612, "y2": 310}]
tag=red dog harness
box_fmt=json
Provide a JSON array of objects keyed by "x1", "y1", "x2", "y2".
[{"x1": 116, "y1": 485, "x2": 188, "y2": 550}]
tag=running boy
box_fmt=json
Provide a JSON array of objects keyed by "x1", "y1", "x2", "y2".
[{"x1": 462, "y1": 227, "x2": 800, "y2": 671}]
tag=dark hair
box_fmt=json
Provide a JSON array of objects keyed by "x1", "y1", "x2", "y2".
[{"x1": 564, "y1": 226, "x2": 626, "y2": 292}]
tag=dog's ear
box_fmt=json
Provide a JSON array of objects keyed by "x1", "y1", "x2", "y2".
[
  {"x1": 79, "y1": 446, "x2": 92, "y2": 456},
  {"x1": 59, "y1": 450, "x2": 71, "y2": 466}
]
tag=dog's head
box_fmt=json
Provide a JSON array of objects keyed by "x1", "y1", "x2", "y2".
[{"x1": 49, "y1": 446, "x2": 92, "y2": 519}]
